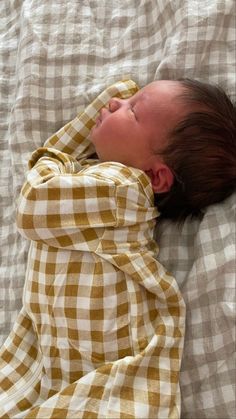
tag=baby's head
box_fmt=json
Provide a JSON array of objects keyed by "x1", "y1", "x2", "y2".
[
  {"x1": 156, "y1": 79, "x2": 236, "y2": 220},
  {"x1": 90, "y1": 79, "x2": 236, "y2": 221}
]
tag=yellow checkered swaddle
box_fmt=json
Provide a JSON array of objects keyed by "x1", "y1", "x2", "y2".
[{"x1": 0, "y1": 80, "x2": 185, "y2": 418}]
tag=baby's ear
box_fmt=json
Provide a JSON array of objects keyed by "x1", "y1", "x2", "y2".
[{"x1": 146, "y1": 162, "x2": 174, "y2": 193}]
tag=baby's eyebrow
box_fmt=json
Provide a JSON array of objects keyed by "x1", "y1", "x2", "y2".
[
  {"x1": 129, "y1": 92, "x2": 145, "y2": 117},
  {"x1": 131, "y1": 91, "x2": 145, "y2": 105},
  {"x1": 129, "y1": 94, "x2": 138, "y2": 106}
]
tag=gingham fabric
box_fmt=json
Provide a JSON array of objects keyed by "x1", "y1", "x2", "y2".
[
  {"x1": 0, "y1": 79, "x2": 186, "y2": 418},
  {"x1": 1, "y1": 1, "x2": 235, "y2": 418}
]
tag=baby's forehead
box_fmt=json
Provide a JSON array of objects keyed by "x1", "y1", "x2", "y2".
[
  {"x1": 138, "y1": 80, "x2": 185, "y2": 103},
  {"x1": 134, "y1": 81, "x2": 185, "y2": 113},
  {"x1": 144, "y1": 79, "x2": 183, "y2": 91}
]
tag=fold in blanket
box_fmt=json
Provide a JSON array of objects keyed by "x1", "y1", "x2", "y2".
[{"x1": 0, "y1": 80, "x2": 185, "y2": 418}]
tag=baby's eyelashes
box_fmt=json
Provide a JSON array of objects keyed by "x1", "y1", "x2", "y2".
[{"x1": 130, "y1": 106, "x2": 138, "y2": 120}]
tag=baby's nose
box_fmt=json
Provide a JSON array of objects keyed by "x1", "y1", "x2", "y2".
[{"x1": 108, "y1": 97, "x2": 123, "y2": 112}]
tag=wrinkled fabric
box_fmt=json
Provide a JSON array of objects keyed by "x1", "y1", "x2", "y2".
[{"x1": 1, "y1": 2, "x2": 235, "y2": 417}]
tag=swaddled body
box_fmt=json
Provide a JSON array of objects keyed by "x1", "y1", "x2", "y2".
[{"x1": 0, "y1": 80, "x2": 185, "y2": 418}]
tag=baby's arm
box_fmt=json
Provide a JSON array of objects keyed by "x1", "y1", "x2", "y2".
[
  {"x1": 16, "y1": 159, "x2": 119, "y2": 249},
  {"x1": 16, "y1": 80, "x2": 138, "y2": 248}
]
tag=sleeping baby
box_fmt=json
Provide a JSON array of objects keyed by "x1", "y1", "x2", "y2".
[
  {"x1": 91, "y1": 78, "x2": 236, "y2": 221},
  {"x1": 0, "y1": 78, "x2": 235, "y2": 418}
]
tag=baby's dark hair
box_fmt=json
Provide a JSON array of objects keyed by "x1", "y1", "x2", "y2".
[{"x1": 156, "y1": 78, "x2": 236, "y2": 221}]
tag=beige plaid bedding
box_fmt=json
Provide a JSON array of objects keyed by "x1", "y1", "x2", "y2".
[
  {"x1": 0, "y1": 80, "x2": 185, "y2": 418},
  {"x1": 1, "y1": 1, "x2": 235, "y2": 418}
]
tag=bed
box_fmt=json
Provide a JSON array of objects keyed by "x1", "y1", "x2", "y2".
[{"x1": 0, "y1": 1, "x2": 235, "y2": 418}]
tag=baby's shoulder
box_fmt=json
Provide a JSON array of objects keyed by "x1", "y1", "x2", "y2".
[
  {"x1": 82, "y1": 161, "x2": 155, "y2": 207},
  {"x1": 83, "y1": 161, "x2": 148, "y2": 187}
]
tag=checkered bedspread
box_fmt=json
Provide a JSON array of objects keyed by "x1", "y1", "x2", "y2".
[{"x1": 0, "y1": 1, "x2": 235, "y2": 418}]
